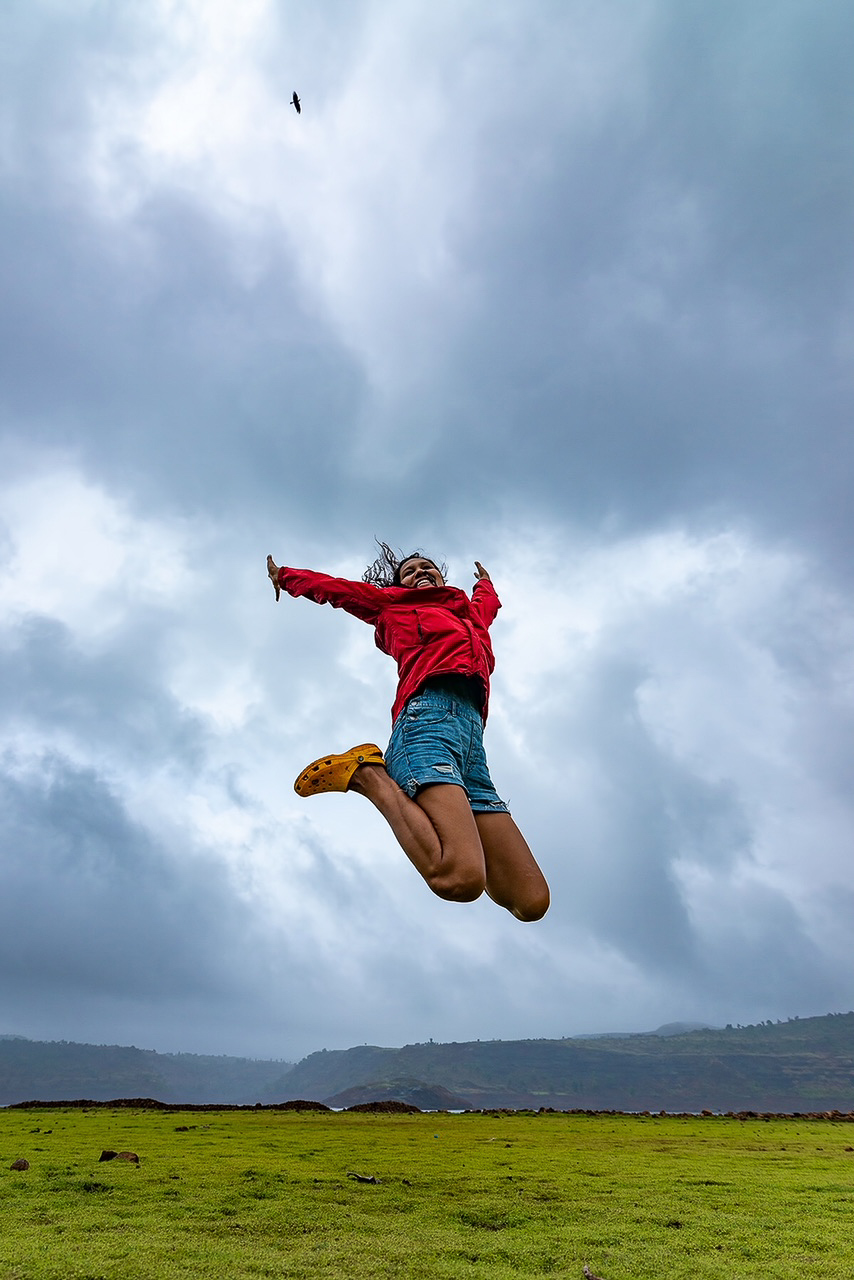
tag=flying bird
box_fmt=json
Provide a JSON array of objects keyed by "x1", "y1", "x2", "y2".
[{"x1": 291, "y1": 91, "x2": 301, "y2": 114}]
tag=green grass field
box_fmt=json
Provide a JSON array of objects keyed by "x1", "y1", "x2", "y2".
[{"x1": 1, "y1": 1107, "x2": 852, "y2": 1278}]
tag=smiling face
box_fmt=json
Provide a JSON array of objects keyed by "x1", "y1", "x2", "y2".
[{"x1": 397, "y1": 556, "x2": 445, "y2": 589}]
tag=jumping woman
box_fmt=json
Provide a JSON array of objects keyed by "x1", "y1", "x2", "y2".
[{"x1": 266, "y1": 543, "x2": 550, "y2": 922}]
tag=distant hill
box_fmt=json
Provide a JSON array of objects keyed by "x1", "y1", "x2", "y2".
[
  {"x1": 573, "y1": 1022, "x2": 718, "y2": 1040},
  {"x1": 651, "y1": 1021, "x2": 719, "y2": 1036},
  {"x1": 270, "y1": 1014, "x2": 854, "y2": 1113},
  {"x1": 0, "y1": 1038, "x2": 293, "y2": 1106},
  {"x1": 3, "y1": 1014, "x2": 851, "y2": 1112}
]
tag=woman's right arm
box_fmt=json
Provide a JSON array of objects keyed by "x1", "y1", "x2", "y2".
[
  {"x1": 267, "y1": 554, "x2": 283, "y2": 600},
  {"x1": 266, "y1": 555, "x2": 384, "y2": 624}
]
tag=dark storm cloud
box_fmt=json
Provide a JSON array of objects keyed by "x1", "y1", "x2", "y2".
[
  {"x1": 539, "y1": 654, "x2": 705, "y2": 971},
  {"x1": 0, "y1": 614, "x2": 206, "y2": 769},
  {"x1": 0, "y1": 188, "x2": 366, "y2": 521},
  {"x1": 3, "y1": 1, "x2": 847, "y2": 556},
  {"x1": 0, "y1": 756, "x2": 247, "y2": 998},
  {"x1": 354, "y1": 1, "x2": 853, "y2": 567},
  {"x1": 0, "y1": 749, "x2": 408, "y2": 1058},
  {"x1": 0, "y1": 4, "x2": 372, "y2": 535}
]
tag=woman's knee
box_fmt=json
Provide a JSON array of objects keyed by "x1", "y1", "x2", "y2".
[
  {"x1": 512, "y1": 884, "x2": 550, "y2": 922},
  {"x1": 429, "y1": 866, "x2": 486, "y2": 903}
]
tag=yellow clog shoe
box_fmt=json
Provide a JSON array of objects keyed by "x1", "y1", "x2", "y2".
[{"x1": 294, "y1": 744, "x2": 385, "y2": 797}]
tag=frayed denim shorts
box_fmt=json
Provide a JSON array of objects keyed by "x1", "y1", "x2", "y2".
[{"x1": 385, "y1": 685, "x2": 510, "y2": 814}]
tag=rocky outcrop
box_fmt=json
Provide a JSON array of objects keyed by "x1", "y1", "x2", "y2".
[{"x1": 325, "y1": 1077, "x2": 467, "y2": 1111}]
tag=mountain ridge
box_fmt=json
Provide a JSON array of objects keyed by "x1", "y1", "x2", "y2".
[
  {"x1": 0, "y1": 1038, "x2": 293, "y2": 1106},
  {"x1": 271, "y1": 1012, "x2": 854, "y2": 1112},
  {"x1": 2, "y1": 1013, "x2": 851, "y2": 1111}
]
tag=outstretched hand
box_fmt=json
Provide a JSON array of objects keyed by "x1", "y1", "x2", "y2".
[
  {"x1": 267, "y1": 554, "x2": 281, "y2": 601},
  {"x1": 474, "y1": 561, "x2": 491, "y2": 582}
]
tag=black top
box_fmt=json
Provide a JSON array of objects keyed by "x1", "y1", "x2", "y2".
[{"x1": 421, "y1": 672, "x2": 485, "y2": 711}]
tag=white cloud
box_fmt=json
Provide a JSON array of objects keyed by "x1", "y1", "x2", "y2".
[{"x1": 0, "y1": 466, "x2": 193, "y2": 639}]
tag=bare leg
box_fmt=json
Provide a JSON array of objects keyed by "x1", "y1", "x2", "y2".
[
  {"x1": 349, "y1": 766, "x2": 486, "y2": 902},
  {"x1": 349, "y1": 766, "x2": 548, "y2": 919},
  {"x1": 475, "y1": 812, "x2": 550, "y2": 922}
]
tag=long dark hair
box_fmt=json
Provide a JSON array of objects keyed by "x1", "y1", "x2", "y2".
[{"x1": 362, "y1": 540, "x2": 447, "y2": 588}]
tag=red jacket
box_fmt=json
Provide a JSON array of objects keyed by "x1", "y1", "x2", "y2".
[{"x1": 277, "y1": 566, "x2": 501, "y2": 723}]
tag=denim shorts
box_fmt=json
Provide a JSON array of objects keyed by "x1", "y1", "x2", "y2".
[{"x1": 385, "y1": 686, "x2": 510, "y2": 813}]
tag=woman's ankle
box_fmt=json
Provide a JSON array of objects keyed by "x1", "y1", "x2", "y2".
[{"x1": 348, "y1": 761, "x2": 388, "y2": 796}]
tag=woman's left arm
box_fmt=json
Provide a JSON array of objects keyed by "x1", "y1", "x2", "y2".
[{"x1": 470, "y1": 563, "x2": 501, "y2": 628}]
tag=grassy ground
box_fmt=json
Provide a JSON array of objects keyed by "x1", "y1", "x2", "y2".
[{"x1": 1, "y1": 1107, "x2": 852, "y2": 1278}]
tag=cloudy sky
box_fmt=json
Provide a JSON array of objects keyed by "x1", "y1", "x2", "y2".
[{"x1": 1, "y1": 0, "x2": 852, "y2": 1063}]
